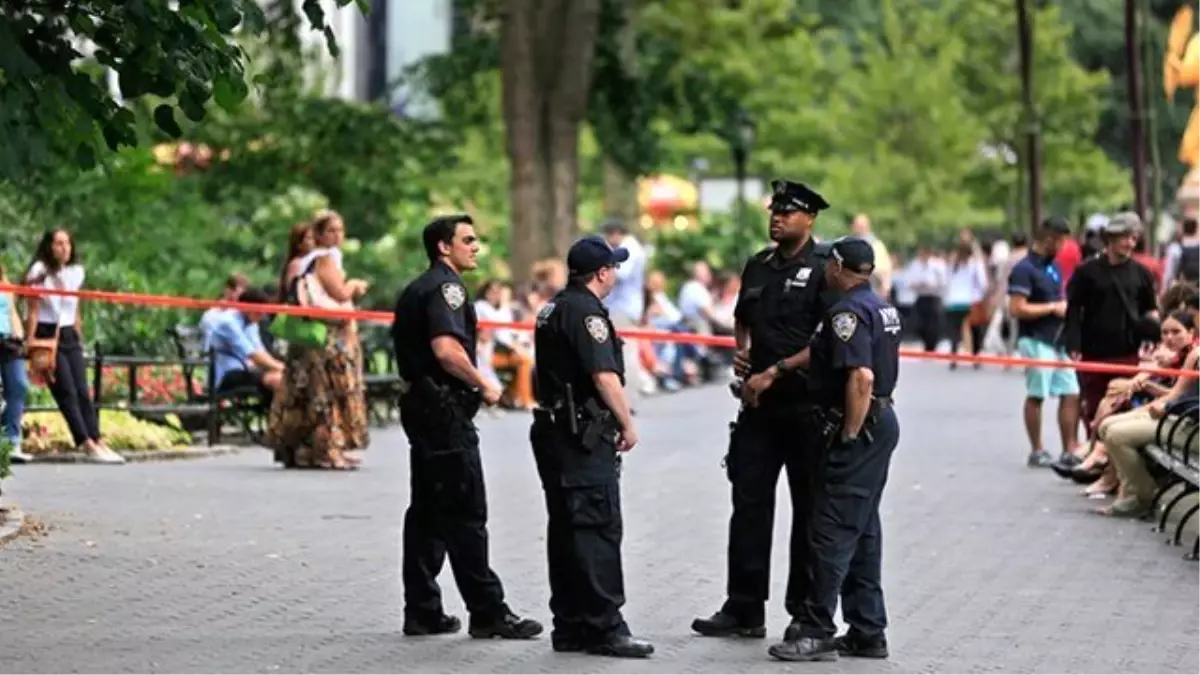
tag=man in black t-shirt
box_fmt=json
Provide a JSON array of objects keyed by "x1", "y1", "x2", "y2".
[{"x1": 1061, "y1": 212, "x2": 1159, "y2": 439}]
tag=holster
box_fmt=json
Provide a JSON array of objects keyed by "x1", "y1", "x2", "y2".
[{"x1": 817, "y1": 396, "x2": 893, "y2": 447}]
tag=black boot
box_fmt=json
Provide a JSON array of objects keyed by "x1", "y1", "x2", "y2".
[
  {"x1": 834, "y1": 632, "x2": 889, "y2": 659},
  {"x1": 585, "y1": 634, "x2": 654, "y2": 658},
  {"x1": 468, "y1": 612, "x2": 544, "y2": 639},
  {"x1": 691, "y1": 610, "x2": 767, "y2": 638},
  {"x1": 768, "y1": 636, "x2": 839, "y2": 662},
  {"x1": 402, "y1": 613, "x2": 462, "y2": 636}
]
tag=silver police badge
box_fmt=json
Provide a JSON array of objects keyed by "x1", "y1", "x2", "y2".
[
  {"x1": 440, "y1": 282, "x2": 466, "y2": 310},
  {"x1": 584, "y1": 315, "x2": 609, "y2": 343},
  {"x1": 832, "y1": 311, "x2": 858, "y2": 342}
]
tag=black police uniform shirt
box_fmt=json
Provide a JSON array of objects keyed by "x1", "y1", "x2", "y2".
[
  {"x1": 809, "y1": 282, "x2": 902, "y2": 406},
  {"x1": 533, "y1": 285, "x2": 623, "y2": 405},
  {"x1": 391, "y1": 261, "x2": 477, "y2": 390},
  {"x1": 734, "y1": 238, "x2": 837, "y2": 404}
]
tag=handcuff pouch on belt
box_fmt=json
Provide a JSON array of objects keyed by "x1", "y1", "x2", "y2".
[
  {"x1": 414, "y1": 376, "x2": 483, "y2": 425},
  {"x1": 817, "y1": 396, "x2": 893, "y2": 447}
]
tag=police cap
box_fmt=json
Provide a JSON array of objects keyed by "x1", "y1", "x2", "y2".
[
  {"x1": 567, "y1": 235, "x2": 630, "y2": 276},
  {"x1": 829, "y1": 236, "x2": 875, "y2": 274},
  {"x1": 768, "y1": 179, "x2": 830, "y2": 215}
]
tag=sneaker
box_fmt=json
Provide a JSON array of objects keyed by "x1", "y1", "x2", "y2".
[
  {"x1": 90, "y1": 446, "x2": 127, "y2": 465},
  {"x1": 1027, "y1": 449, "x2": 1055, "y2": 468},
  {"x1": 9, "y1": 448, "x2": 33, "y2": 464},
  {"x1": 833, "y1": 632, "x2": 889, "y2": 659}
]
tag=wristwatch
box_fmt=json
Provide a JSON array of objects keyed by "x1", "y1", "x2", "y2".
[
  {"x1": 774, "y1": 359, "x2": 791, "y2": 375},
  {"x1": 838, "y1": 431, "x2": 858, "y2": 446}
]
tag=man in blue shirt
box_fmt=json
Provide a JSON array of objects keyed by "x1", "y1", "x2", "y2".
[
  {"x1": 1007, "y1": 217, "x2": 1081, "y2": 469},
  {"x1": 205, "y1": 288, "x2": 285, "y2": 395}
]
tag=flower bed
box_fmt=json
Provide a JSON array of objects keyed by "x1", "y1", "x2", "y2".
[
  {"x1": 21, "y1": 410, "x2": 192, "y2": 455},
  {"x1": 93, "y1": 365, "x2": 205, "y2": 406}
]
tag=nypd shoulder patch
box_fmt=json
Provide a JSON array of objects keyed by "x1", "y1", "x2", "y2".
[
  {"x1": 584, "y1": 315, "x2": 609, "y2": 343},
  {"x1": 440, "y1": 282, "x2": 466, "y2": 310},
  {"x1": 832, "y1": 311, "x2": 858, "y2": 342}
]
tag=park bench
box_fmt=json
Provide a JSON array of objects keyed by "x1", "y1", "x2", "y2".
[
  {"x1": 168, "y1": 325, "x2": 270, "y2": 445},
  {"x1": 1144, "y1": 396, "x2": 1200, "y2": 561},
  {"x1": 360, "y1": 322, "x2": 403, "y2": 426}
]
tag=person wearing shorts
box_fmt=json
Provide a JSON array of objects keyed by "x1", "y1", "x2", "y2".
[{"x1": 1007, "y1": 217, "x2": 1082, "y2": 468}]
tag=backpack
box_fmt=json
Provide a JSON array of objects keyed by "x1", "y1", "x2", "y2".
[{"x1": 1179, "y1": 243, "x2": 1200, "y2": 284}]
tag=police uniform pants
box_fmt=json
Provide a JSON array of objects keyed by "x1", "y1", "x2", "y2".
[
  {"x1": 530, "y1": 413, "x2": 631, "y2": 644},
  {"x1": 722, "y1": 405, "x2": 821, "y2": 623},
  {"x1": 797, "y1": 407, "x2": 900, "y2": 641},
  {"x1": 400, "y1": 407, "x2": 508, "y2": 622}
]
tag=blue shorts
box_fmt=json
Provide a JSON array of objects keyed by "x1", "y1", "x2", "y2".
[{"x1": 1017, "y1": 337, "x2": 1080, "y2": 399}]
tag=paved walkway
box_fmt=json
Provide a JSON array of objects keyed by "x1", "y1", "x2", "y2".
[{"x1": 1, "y1": 362, "x2": 1196, "y2": 673}]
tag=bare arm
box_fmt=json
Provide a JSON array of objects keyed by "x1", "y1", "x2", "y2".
[
  {"x1": 734, "y1": 321, "x2": 750, "y2": 352},
  {"x1": 432, "y1": 335, "x2": 491, "y2": 390},
  {"x1": 1008, "y1": 295, "x2": 1060, "y2": 320},
  {"x1": 9, "y1": 300, "x2": 23, "y2": 340},
  {"x1": 248, "y1": 350, "x2": 285, "y2": 372},
  {"x1": 843, "y1": 367, "x2": 875, "y2": 437},
  {"x1": 314, "y1": 256, "x2": 353, "y2": 303},
  {"x1": 593, "y1": 371, "x2": 634, "y2": 433}
]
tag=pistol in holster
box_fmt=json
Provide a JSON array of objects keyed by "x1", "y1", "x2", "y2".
[
  {"x1": 580, "y1": 398, "x2": 620, "y2": 453},
  {"x1": 418, "y1": 377, "x2": 482, "y2": 424}
]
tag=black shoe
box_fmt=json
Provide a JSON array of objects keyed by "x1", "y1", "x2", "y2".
[
  {"x1": 782, "y1": 619, "x2": 801, "y2": 642},
  {"x1": 768, "y1": 636, "x2": 839, "y2": 662},
  {"x1": 551, "y1": 634, "x2": 586, "y2": 653},
  {"x1": 403, "y1": 613, "x2": 462, "y2": 636},
  {"x1": 468, "y1": 612, "x2": 544, "y2": 639},
  {"x1": 1050, "y1": 453, "x2": 1083, "y2": 479},
  {"x1": 585, "y1": 634, "x2": 654, "y2": 658},
  {"x1": 834, "y1": 632, "x2": 889, "y2": 659},
  {"x1": 691, "y1": 611, "x2": 767, "y2": 638}
]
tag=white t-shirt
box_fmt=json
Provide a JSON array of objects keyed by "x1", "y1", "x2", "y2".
[{"x1": 26, "y1": 261, "x2": 85, "y2": 326}]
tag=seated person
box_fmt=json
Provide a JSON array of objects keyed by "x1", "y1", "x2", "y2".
[
  {"x1": 199, "y1": 272, "x2": 249, "y2": 339},
  {"x1": 1093, "y1": 342, "x2": 1199, "y2": 518},
  {"x1": 205, "y1": 288, "x2": 285, "y2": 397}
]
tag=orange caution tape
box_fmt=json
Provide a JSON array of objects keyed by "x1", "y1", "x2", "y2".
[{"x1": 0, "y1": 282, "x2": 1195, "y2": 380}]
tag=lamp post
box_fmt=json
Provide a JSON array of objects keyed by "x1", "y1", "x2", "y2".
[{"x1": 730, "y1": 109, "x2": 757, "y2": 263}]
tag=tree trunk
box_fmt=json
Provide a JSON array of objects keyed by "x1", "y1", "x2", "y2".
[
  {"x1": 602, "y1": 157, "x2": 639, "y2": 230},
  {"x1": 500, "y1": 0, "x2": 602, "y2": 284},
  {"x1": 1015, "y1": 0, "x2": 1042, "y2": 232},
  {"x1": 1124, "y1": 0, "x2": 1149, "y2": 224}
]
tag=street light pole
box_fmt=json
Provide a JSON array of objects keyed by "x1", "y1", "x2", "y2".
[{"x1": 731, "y1": 109, "x2": 756, "y2": 262}]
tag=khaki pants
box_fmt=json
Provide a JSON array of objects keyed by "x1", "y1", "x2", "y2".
[{"x1": 1098, "y1": 408, "x2": 1198, "y2": 503}]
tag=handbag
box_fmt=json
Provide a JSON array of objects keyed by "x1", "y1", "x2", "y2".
[{"x1": 26, "y1": 271, "x2": 65, "y2": 385}]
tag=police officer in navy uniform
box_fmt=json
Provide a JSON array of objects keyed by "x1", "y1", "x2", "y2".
[
  {"x1": 392, "y1": 214, "x2": 543, "y2": 640},
  {"x1": 768, "y1": 236, "x2": 902, "y2": 663},
  {"x1": 530, "y1": 235, "x2": 654, "y2": 659},
  {"x1": 693, "y1": 179, "x2": 836, "y2": 640}
]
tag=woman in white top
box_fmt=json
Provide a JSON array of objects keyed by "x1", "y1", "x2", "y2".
[
  {"x1": 942, "y1": 233, "x2": 990, "y2": 368},
  {"x1": 23, "y1": 229, "x2": 124, "y2": 463},
  {"x1": 266, "y1": 211, "x2": 371, "y2": 470}
]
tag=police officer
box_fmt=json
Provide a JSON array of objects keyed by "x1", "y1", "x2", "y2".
[
  {"x1": 530, "y1": 235, "x2": 654, "y2": 659},
  {"x1": 391, "y1": 214, "x2": 542, "y2": 640},
  {"x1": 692, "y1": 179, "x2": 836, "y2": 640},
  {"x1": 768, "y1": 237, "x2": 902, "y2": 663}
]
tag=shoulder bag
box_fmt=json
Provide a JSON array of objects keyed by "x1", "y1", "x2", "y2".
[{"x1": 26, "y1": 272, "x2": 63, "y2": 386}]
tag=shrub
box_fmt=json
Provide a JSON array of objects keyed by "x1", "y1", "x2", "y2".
[{"x1": 21, "y1": 410, "x2": 192, "y2": 455}]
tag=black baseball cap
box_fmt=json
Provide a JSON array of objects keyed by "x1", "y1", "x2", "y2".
[
  {"x1": 567, "y1": 235, "x2": 630, "y2": 276},
  {"x1": 829, "y1": 236, "x2": 876, "y2": 274}
]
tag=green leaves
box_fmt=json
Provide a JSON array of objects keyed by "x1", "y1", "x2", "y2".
[{"x1": 0, "y1": 0, "x2": 362, "y2": 182}]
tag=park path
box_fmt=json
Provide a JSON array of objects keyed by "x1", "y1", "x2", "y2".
[{"x1": 0, "y1": 361, "x2": 1196, "y2": 674}]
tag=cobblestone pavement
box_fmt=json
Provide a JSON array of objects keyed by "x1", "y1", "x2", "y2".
[{"x1": 1, "y1": 361, "x2": 1197, "y2": 674}]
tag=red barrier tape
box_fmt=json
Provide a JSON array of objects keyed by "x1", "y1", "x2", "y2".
[{"x1": 1, "y1": 283, "x2": 1195, "y2": 380}]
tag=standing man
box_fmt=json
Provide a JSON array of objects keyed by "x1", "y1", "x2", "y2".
[
  {"x1": 530, "y1": 235, "x2": 654, "y2": 658},
  {"x1": 768, "y1": 237, "x2": 902, "y2": 663},
  {"x1": 1006, "y1": 217, "x2": 1081, "y2": 469},
  {"x1": 692, "y1": 179, "x2": 835, "y2": 641},
  {"x1": 391, "y1": 214, "x2": 543, "y2": 640},
  {"x1": 850, "y1": 214, "x2": 893, "y2": 299},
  {"x1": 601, "y1": 219, "x2": 647, "y2": 406},
  {"x1": 1060, "y1": 212, "x2": 1159, "y2": 446}
]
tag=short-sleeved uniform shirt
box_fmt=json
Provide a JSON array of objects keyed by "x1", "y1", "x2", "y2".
[
  {"x1": 809, "y1": 283, "x2": 902, "y2": 407},
  {"x1": 533, "y1": 285, "x2": 624, "y2": 406},
  {"x1": 391, "y1": 261, "x2": 477, "y2": 392},
  {"x1": 735, "y1": 239, "x2": 837, "y2": 406},
  {"x1": 206, "y1": 310, "x2": 265, "y2": 387},
  {"x1": 1006, "y1": 251, "x2": 1064, "y2": 344}
]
